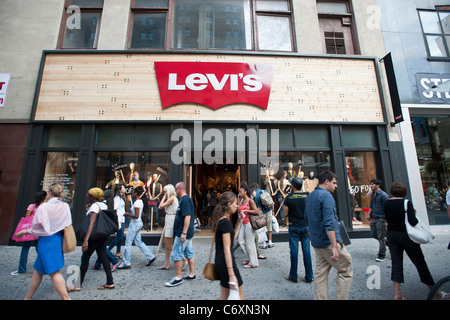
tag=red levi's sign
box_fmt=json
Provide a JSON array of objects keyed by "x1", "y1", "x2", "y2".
[{"x1": 154, "y1": 61, "x2": 274, "y2": 110}]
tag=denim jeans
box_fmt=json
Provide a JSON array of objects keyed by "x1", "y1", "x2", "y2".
[
  {"x1": 370, "y1": 217, "x2": 386, "y2": 258},
  {"x1": 288, "y1": 226, "x2": 313, "y2": 282},
  {"x1": 122, "y1": 219, "x2": 155, "y2": 266},
  {"x1": 17, "y1": 241, "x2": 37, "y2": 273}
]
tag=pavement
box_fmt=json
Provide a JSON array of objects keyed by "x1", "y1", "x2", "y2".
[{"x1": 1, "y1": 225, "x2": 449, "y2": 303}]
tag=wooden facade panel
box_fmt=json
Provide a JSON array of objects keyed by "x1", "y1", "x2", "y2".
[{"x1": 34, "y1": 53, "x2": 385, "y2": 123}]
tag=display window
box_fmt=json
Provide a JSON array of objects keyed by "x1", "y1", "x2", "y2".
[
  {"x1": 260, "y1": 151, "x2": 332, "y2": 224},
  {"x1": 41, "y1": 152, "x2": 78, "y2": 208},
  {"x1": 95, "y1": 151, "x2": 170, "y2": 232},
  {"x1": 411, "y1": 115, "x2": 450, "y2": 224},
  {"x1": 345, "y1": 151, "x2": 377, "y2": 229}
]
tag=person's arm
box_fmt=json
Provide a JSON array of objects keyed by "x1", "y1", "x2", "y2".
[
  {"x1": 325, "y1": 229, "x2": 339, "y2": 262},
  {"x1": 323, "y1": 195, "x2": 339, "y2": 261},
  {"x1": 222, "y1": 232, "x2": 238, "y2": 290},
  {"x1": 180, "y1": 214, "x2": 191, "y2": 243},
  {"x1": 82, "y1": 206, "x2": 99, "y2": 252},
  {"x1": 159, "y1": 195, "x2": 174, "y2": 209}
]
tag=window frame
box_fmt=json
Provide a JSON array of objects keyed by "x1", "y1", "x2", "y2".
[
  {"x1": 127, "y1": 0, "x2": 296, "y2": 52},
  {"x1": 57, "y1": 0, "x2": 104, "y2": 49},
  {"x1": 417, "y1": 8, "x2": 450, "y2": 60},
  {"x1": 316, "y1": 0, "x2": 360, "y2": 55}
]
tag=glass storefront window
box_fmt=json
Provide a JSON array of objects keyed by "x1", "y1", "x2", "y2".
[
  {"x1": 345, "y1": 151, "x2": 377, "y2": 229},
  {"x1": 260, "y1": 151, "x2": 331, "y2": 223},
  {"x1": 172, "y1": 0, "x2": 252, "y2": 50},
  {"x1": 41, "y1": 152, "x2": 78, "y2": 208},
  {"x1": 411, "y1": 115, "x2": 450, "y2": 224},
  {"x1": 95, "y1": 151, "x2": 170, "y2": 232}
]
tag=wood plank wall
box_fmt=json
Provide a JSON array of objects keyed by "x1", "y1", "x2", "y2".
[{"x1": 34, "y1": 53, "x2": 384, "y2": 123}]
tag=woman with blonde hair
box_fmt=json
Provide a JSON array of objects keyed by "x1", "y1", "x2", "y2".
[
  {"x1": 157, "y1": 184, "x2": 180, "y2": 270},
  {"x1": 15, "y1": 183, "x2": 72, "y2": 300},
  {"x1": 211, "y1": 191, "x2": 244, "y2": 300}
]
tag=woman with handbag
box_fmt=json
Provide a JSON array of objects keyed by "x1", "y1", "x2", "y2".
[
  {"x1": 237, "y1": 185, "x2": 259, "y2": 268},
  {"x1": 11, "y1": 191, "x2": 47, "y2": 275},
  {"x1": 14, "y1": 183, "x2": 72, "y2": 300},
  {"x1": 384, "y1": 182, "x2": 439, "y2": 300},
  {"x1": 74, "y1": 188, "x2": 115, "y2": 291},
  {"x1": 211, "y1": 191, "x2": 244, "y2": 300}
]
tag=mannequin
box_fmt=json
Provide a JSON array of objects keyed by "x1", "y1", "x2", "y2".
[
  {"x1": 265, "y1": 169, "x2": 278, "y2": 197},
  {"x1": 304, "y1": 170, "x2": 319, "y2": 193},
  {"x1": 128, "y1": 163, "x2": 136, "y2": 185},
  {"x1": 148, "y1": 173, "x2": 163, "y2": 228},
  {"x1": 105, "y1": 170, "x2": 126, "y2": 191},
  {"x1": 128, "y1": 171, "x2": 145, "y2": 189},
  {"x1": 277, "y1": 171, "x2": 291, "y2": 223},
  {"x1": 286, "y1": 162, "x2": 296, "y2": 181}
]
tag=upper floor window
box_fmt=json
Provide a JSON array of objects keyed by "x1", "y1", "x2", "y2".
[
  {"x1": 317, "y1": 0, "x2": 358, "y2": 55},
  {"x1": 418, "y1": 9, "x2": 450, "y2": 59},
  {"x1": 130, "y1": 0, "x2": 168, "y2": 49},
  {"x1": 59, "y1": 0, "x2": 104, "y2": 49},
  {"x1": 129, "y1": 0, "x2": 295, "y2": 52}
]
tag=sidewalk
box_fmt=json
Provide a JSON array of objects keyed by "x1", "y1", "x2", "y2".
[{"x1": 1, "y1": 225, "x2": 449, "y2": 301}]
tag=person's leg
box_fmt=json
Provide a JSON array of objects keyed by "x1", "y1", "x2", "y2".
[
  {"x1": 24, "y1": 269, "x2": 43, "y2": 300},
  {"x1": 288, "y1": 227, "x2": 300, "y2": 282},
  {"x1": 313, "y1": 247, "x2": 332, "y2": 300},
  {"x1": 332, "y1": 244, "x2": 353, "y2": 300},
  {"x1": 50, "y1": 270, "x2": 71, "y2": 300},
  {"x1": 95, "y1": 237, "x2": 114, "y2": 285},
  {"x1": 17, "y1": 241, "x2": 32, "y2": 273},
  {"x1": 299, "y1": 227, "x2": 314, "y2": 282}
]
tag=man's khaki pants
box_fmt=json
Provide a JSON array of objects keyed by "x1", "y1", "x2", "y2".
[{"x1": 313, "y1": 243, "x2": 353, "y2": 300}]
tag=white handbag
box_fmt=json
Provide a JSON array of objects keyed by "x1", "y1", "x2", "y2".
[{"x1": 404, "y1": 200, "x2": 435, "y2": 244}]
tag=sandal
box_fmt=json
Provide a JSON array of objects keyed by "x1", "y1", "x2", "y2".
[
  {"x1": 285, "y1": 275, "x2": 298, "y2": 283},
  {"x1": 244, "y1": 264, "x2": 257, "y2": 268},
  {"x1": 98, "y1": 284, "x2": 115, "y2": 290},
  {"x1": 67, "y1": 287, "x2": 81, "y2": 293}
]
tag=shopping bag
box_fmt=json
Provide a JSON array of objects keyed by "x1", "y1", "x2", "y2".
[
  {"x1": 12, "y1": 216, "x2": 38, "y2": 242},
  {"x1": 272, "y1": 215, "x2": 279, "y2": 233}
]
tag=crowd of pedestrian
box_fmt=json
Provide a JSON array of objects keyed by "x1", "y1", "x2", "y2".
[{"x1": 11, "y1": 172, "x2": 449, "y2": 300}]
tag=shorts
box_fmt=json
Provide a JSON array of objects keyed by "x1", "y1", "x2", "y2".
[
  {"x1": 171, "y1": 236, "x2": 195, "y2": 261},
  {"x1": 265, "y1": 209, "x2": 273, "y2": 232},
  {"x1": 164, "y1": 215, "x2": 175, "y2": 238}
]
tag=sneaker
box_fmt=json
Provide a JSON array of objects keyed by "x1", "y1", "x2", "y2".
[
  {"x1": 259, "y1": 244, "x2": 267, "y2": 249},
  {"x1": 376, "y1": 256, "x2": 386, "y2": 262},
  {"x1": 267, "y1": 242, "x2": 275, "y2": 248},
  {"x1": 111, "y1": 264, "x2": 117, "y2": 272},
  {"x1": 145, "y1": 257, "x2": 157, "y2": 266},
  {"x1": 11, "y1": 271, "x2": 22, "y2": 276},
  {"x1": 183, "y1": 274, "x2": 196, "y2": 280},
  {"x1": 117, "y1": 263, "x2": 130, "y2": 269},
  {"x1": 165, "y1": 277, "x2": 183, "y2": 287}
]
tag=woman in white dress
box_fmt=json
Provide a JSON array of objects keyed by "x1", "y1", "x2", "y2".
[{"x1": 157, "y1": 184, "x2": 180, "y2": 270}]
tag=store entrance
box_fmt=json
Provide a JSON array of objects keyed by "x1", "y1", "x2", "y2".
[{"x1": 189, "y1": 159, "x2": 243, "y2": 228}]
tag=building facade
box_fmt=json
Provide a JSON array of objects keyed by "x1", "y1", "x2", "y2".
[
  {"x1": 378, "y1": 0, "x2": 450, "y2": 225},
  {"x1": 1, "y1": 0, "x2": 412, "y2": 244}
]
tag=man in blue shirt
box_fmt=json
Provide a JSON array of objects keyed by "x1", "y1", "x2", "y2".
[
  {"x1": 305, "y1": 171, "x2": 353, "y2": 300},
  {"x1": 165, "y1": 182, "x2": 196, "y2": 287},
  {"x1": 368, "y1": 179, "x2": 389, "y2": 262},
  {"x1": 251, "y1": 182, "x2": 274, "y2": 248}
]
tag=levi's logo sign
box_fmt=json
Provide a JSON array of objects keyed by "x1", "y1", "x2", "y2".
[{"x1": 154, "y1": 61, "x2": 274, "y2": 110}]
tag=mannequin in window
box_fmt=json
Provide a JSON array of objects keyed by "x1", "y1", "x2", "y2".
[
  {"x1": 106, "y1": 170, "x2": 126, "y2": 192},
  {"x1": 128, "y1": 163, "x2": 136, "y2": 185},
  {"x1": 265, "y1": 169, "x2": 279, "y2": 213},
  {"x1": 286, "y1": 162, "x2": 296, "y2": 181},
  {"x1": 148, "y1": 173, "x2": 163, "y2": 228},
  {"x1": 304, "y1": 170, "x2": 319, "y2": 193},
  {"x1": 277, "y1": 171, "x2": 291, "y2": 224}
]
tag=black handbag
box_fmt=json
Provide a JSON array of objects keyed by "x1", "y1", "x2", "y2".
[{"x1": 76, "y1": 207, "x2": 118, "y2": 242}]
